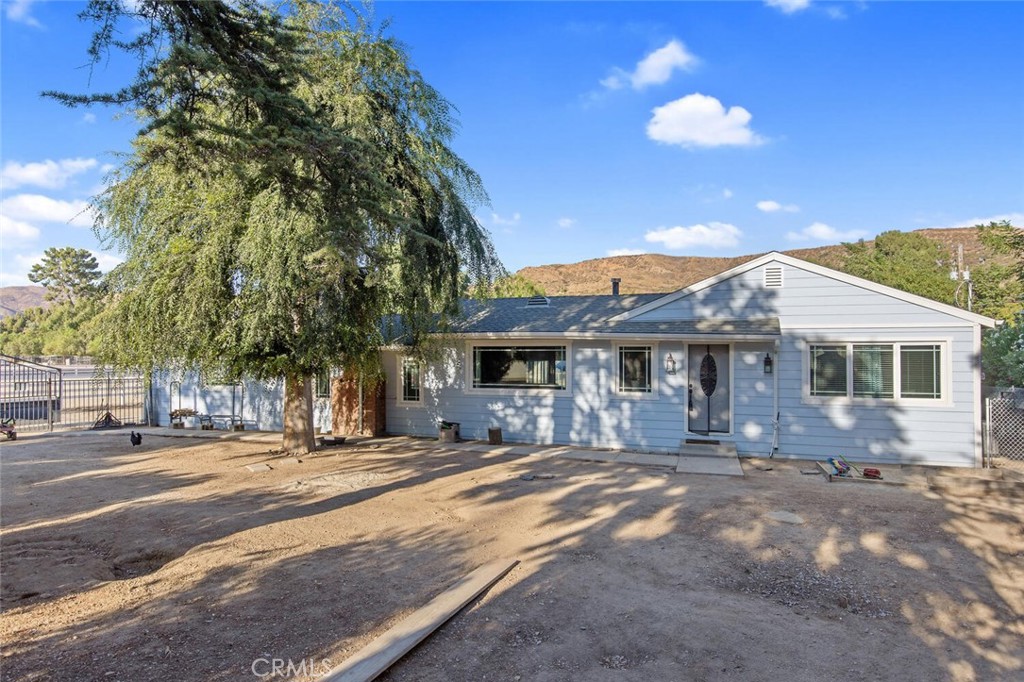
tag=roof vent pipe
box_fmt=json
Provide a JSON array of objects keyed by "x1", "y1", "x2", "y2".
[{"x1": 611, "y1": 278, "x2": 621, "y2": 296}]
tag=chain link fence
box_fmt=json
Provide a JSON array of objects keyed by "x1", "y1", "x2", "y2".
[{"x1": 986, "y1": 389, "x2": 1024, "y2": 469}]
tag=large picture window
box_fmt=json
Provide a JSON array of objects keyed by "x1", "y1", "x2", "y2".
[
  {"x1": 400, "y1": 358, "x2": 421, "y2": 402},
  {"x1": 472, "y1": 346, "x2": 567, "y2": 390},
  {"x1": 618, "y1": 346, "x2": 652, "y2": 393},
  {"x1": 809, "y1": 342, "x2": 943, "y2": 401}
]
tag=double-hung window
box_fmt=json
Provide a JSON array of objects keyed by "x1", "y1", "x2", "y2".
[
  {"x1": 808, "y1": 342, "x2": 943, "y2": 401},
  {"x1": 618, "y1": 346, "x2": 653, "y2": 394},
  {"x1": 400, "y1": 358, "x2": 421, "y2": 403}
]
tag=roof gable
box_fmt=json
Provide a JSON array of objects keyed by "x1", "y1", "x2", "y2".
[{"x1": 610, "y1": 251, "x2": 998, "y2": 328}]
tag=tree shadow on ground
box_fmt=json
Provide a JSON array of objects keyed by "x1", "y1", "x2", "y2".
[{"x1": 2, "y1": 442, "x2": 1020, "y2": 682}]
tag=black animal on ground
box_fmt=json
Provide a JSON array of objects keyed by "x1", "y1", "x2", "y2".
[{"x1": 130, "y1": 431, "x2": 142, "y2": 447}]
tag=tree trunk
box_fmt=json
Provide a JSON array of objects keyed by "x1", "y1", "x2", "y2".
[{"x1": 282, "y1": 373, "x2": 316, "y2": 454}]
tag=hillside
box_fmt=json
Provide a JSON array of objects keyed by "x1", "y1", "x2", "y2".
[
  {"x1": 517, "y1": 227, "x2": 1003, "y2": 295},
  {"x1": 0, "y1": 286, "x2": 47, "y2": 319}
]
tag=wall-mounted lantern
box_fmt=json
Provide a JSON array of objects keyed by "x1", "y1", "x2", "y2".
[
  {"x1": 763, "y1": 353, "x2": 774, "y2": 375},
  {"x1": 665, "y1": 353, "x2": 677, "y2": 375}
]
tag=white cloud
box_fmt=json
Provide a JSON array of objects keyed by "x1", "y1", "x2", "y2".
[
  {"x1": 90, "y1": 251, "x2": 124, "y2": 273},
  {"x1": 4, "y1": 0, "x2": 42, "y2": 27},
  {"x1": 722, "y1": 188, "x2": 734, "y2": 199},
  {"x1": 0, "y1": 251, "x2": 45, "y2": 287},
  {"x1": 645, "y1": 222, "x2": 742, "y2": 250},
  {"x1": 557, "y1": 217, "x2": 576, "y2": 229},
  {"x1": 602, "y1": 39, "x2": 698, "y2": 91},
  {"x1": 2, "y1": 194, "x2": 95, "y2": 227},
  {"x1": 785, "y1": 222, "x2": 867, "y2": 243},
  {"x1": 607, "y1": 248, "x2": 647, "y2": 257},
  {"x1": 81, "y1": 113, "x2": 97, "y2": 125},
  {"x1": 0, "y1": 215, "x2": 41, "y2": 243},
  {"x1": 647, "y1": 93, "x2": 765, "y2": 149},
  {"x1": 491, "y1": 212, "x2": 521, "y2": 226},
  {"x1": 757, "y1": 199, "x2": 800, "y2": 213},
  {"x1": 765, "y1": 0, "x2": 812, "y2": 14},
  {"x1": 945, "y1": 212, "x2": 1024, "y2": 229},
  {"x1": 2, "y1": 158, "x2": 98, "y2": 190}
]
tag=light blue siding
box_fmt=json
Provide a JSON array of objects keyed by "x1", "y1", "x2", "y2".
[
  {"x1": 384, "y1": 259, "x2": 984, "y2": 466},
  {"x1": 151, "y1": 372, "x2": 332, "y2": 433},
  {"x1": 774, "y1": 327, "x2": 978, "y2": 467},
  {"x1": 633, "y1": 264, "x2": 970, "y2": 327},
  {"x1": 383, "y1": 340, "x2": 778, "y2": 456}
]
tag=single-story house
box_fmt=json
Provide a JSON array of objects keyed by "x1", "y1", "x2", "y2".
[{"x1": 378, "y1": 252, "x2": 998, "y2": 467}]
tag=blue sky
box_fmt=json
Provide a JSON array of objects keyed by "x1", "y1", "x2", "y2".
[{"x1": 2, "y1": 0, "x2": 1022, "y2": 286}]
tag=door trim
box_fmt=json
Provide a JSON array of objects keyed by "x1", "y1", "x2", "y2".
[{"x1": 685, "y1": 342, "x2": 734, "y2": 437}]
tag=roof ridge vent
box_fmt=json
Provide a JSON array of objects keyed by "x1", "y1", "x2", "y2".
[{"x1": 525, "y1": 295, "x2": 550, "y2": 307}]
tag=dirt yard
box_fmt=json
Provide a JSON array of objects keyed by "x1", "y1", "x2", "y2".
[{"x1": 1, "y1": 431, "x2": 1022, "y2": 682}]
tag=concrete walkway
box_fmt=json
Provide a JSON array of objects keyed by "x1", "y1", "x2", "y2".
[{"x1": 404, "y1": 438, "x2": 745, "y2": 476}]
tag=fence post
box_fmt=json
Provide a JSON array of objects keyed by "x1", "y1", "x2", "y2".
[
  {"x1": 984, "y1": 397, "x2": 990, "y2": 468},
  {"x1": 47, "y1": 377, "x2": 53, "y2": 432}
]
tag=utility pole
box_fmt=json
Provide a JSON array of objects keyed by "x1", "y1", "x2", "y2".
[{"x1": 950, "y1": 243, "x2": 973, "y2": 312}]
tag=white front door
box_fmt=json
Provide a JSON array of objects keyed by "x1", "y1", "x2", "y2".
[{"x1": 688, "y1": 344, "x2": 730, "y2": 434}]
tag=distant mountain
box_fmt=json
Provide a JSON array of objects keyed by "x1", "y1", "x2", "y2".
[
  {"x1": 517, "y1": 227, "x2": 1004, "y2": 296},
  {"x1": 0, "y1": 286, "x2": 47, "y2": 318}
]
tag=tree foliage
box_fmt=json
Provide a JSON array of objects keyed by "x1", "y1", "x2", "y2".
[
  {"x1": 973, "y1": 220, "x2": 1024, "y2": 320},
  {"x1": 841, "y1": 231, "x2": 957, "y2": 305},
  {"x1": 58, "y1": 0, "x2": 503, "y2": 452},
  {"x1": 983, "y1": 313, "x2": 1024, "y2": 387},
  {"x1": 979, "y1": 220, "x2": 1024, "y2": 283},
  {"x1": 27, "y1": 247, "x2": 102, "y2": 307},
  {"x1": 0, "y1": 299, "x2": 105, "y2": 357},
  {"x1": 473, "y1": 274, "x2": 545, "y2": 299}
]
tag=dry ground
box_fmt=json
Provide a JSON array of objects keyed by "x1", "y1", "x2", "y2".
[{"x1": 1, "y1": 431, "x2": 1022, "y2": 682}]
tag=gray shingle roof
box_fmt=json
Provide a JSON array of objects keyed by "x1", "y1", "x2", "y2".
[{"x1": 449, "y1": 295, "x2": 780, "y2": 337}]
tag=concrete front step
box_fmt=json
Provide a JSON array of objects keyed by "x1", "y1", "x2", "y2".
[{"x1": 678, "y1": 441, "x2": 739, "y2": 458}]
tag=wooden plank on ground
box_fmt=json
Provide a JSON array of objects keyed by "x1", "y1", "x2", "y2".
[{"x1": 321, "y1": 558, "x2": 519, "y2": 682}]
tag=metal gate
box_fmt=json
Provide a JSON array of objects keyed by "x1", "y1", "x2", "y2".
[
  {"x1": 0, "y1": 355, "x2": 60, "y2": 433},
  {"x1": 0, "y1": 355, "x2": 148, "y2": 433},
  {"x1": 985, "y1": 390, "x2": 1024, "y2": 469}
]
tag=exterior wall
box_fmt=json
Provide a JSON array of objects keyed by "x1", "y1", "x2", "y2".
[
  {"x1": 774, "y1": 326, "x2": 979, "y2": 467},
  {"x1": 382, "y1": 340, "x2": 777, "y2": 456},
  {"x1": 151, "y1": 372, "x2": 332, "y2": 433},
  {"x1": 331, "y1": 376, "x2": 386, "y2": 436},
  {"x1": 382, "y1": 259, "x2": 984, "y2": 466},
  {"x1": 632, "y1": 263, "x2": 969, "y2": 326}
]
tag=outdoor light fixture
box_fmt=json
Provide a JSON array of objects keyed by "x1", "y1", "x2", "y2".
[
  {"x1": 665, "y1": 353, "x2": 677, "y2": 375},
  {"x1": 764, "y1": 353, "x2": 774, "y2": 375}
]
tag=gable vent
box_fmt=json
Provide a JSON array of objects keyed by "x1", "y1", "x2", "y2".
[
  {"x1": 764, "y1": 266, "x2": 784, "y2": 288},
  {"x1": 526, "y1": 295, "x2": 550, "y2": 307}
]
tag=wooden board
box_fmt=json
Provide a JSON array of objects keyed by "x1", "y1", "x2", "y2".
[{"x1": 321, "y1": 558, "x2": 519, "y2": 682}]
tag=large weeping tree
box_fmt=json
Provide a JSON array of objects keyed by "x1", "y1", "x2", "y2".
[{"x1": 51, "y1": 0, "x2": 502, "y2": 453}]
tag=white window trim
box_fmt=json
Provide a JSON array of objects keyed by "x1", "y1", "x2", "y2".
[
  {"x1": 801, "y1": 339, "x2": 952, "y2": 407},
  {"x1": 397, "y1": 356, "x2": 423, "y2": 405},
  {"x1": 613, "y1": 342, "x2": 659, "y2": 399},
  {"x1": 464, "y1": 340, "x2": 573, "y2": 397}
]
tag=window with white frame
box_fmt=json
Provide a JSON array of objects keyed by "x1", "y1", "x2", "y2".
[
  {"x1": 314, "y1": 369, "x2": 331, "y2": 398},
  {"x1": 618, "y1": 345, "x2": 653, "y2": 393},
  {"x1": 808, "y1": 342, "x2": 943, "y2": 401},
  {"x1": 472, "y1": 346, "x2": 567, "y2": 390},
  {"x1": 400, "y1": 358, "x2": 422, "y2": 402}
]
